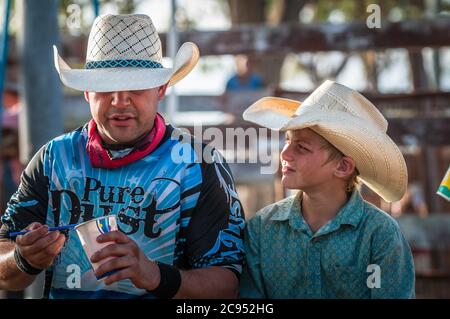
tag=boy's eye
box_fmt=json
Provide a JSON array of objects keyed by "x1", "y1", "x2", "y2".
[{"x1": 297, "y1": 144, "x2": 310, "y2": 151}]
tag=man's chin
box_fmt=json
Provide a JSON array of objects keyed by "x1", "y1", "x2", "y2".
[
  {"x1": 111, "y1": 138, "x2": 138, "y2": 146},
  {"x1": 105, "y1": 133, "x2": 139, "y2": 146},
  {"x1": 101, "y1": 125, "x2": 150, "y2": 146}
]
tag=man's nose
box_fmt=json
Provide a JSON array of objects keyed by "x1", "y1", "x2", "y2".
[{"x1": 111, "y1": 91, "x2": 131, "y2": 107}]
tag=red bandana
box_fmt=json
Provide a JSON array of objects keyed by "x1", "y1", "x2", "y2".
[{"x1": 86, "y1": 113, "x2": 166, "y2": 169}]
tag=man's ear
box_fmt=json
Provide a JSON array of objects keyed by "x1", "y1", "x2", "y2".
[
  {"x1": 84, "y1": 91, "x2": 90, "y2": 102},
  {"x1": 334, "y1": 156, "x2": 356, "y2": 179},
  {"x1": 158, "y1": 83, "x2": 169, "y2": 100}
]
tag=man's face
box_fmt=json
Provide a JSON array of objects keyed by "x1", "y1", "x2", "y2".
[
  {"x1": 280, "y1": 128, "x2": 339, "y2": 191},
  {"x1": 85, "y1": 85, "x2": 167, "y2": 145}
]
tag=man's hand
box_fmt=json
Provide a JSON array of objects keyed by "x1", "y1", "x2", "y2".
[
  {"x1": 90, "y1": 231, "x2": 160, "y2": 289},
  {"x1": 16, "y1": 222, "x2": 66, "y2": 270}
]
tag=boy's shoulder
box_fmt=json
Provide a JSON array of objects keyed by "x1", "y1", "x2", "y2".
[{"x1": 360, "y1": 199, "x2": 401, "y2": 235}]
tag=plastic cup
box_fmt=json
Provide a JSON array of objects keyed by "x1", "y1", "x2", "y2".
[{"x1": 75, "y1": 215, "x2": 119, "y2": 280}]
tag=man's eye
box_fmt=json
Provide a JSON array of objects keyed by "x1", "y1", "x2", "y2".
[{"x1": 130, "y1": 90, "x2": 145, "y2": 95}]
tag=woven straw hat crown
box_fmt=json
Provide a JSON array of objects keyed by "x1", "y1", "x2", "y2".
[
  {"x1": 294, "y1": 80, "x2": 388, "y2": 133},
  {"x1": 86, "y1": 14, "x2": 162, "y2": 64}
]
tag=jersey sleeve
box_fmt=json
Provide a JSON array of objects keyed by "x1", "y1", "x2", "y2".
[
  {"x1": 182, "y1": 148, "x2": 245, "y2": 278},
  {"x1": 0, "y1": 145, "x2": 49, "y2": 240}
]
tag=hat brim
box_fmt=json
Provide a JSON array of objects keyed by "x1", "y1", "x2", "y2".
[
  {"x1": 243, "y1": 97, "x2": 407, "y2": 203},
  {"x1": 53, "y1": 42, "x2": 199, "y2": 92}
]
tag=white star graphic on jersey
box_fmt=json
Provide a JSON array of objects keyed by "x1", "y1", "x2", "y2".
[{"x1": 127, "y1": 176, "x2": 139, "y2": 185}]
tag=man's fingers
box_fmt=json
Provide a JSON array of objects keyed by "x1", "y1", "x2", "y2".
[
  {"x1": 44, "y1": 233, "x2": 66, "y2": 256},
  {"x1": 90, "y1": 243, "x2": 129, "y2": 263},
  {"x1": 20, "y1": 231, "x2": 65, "y2": 259},
  {"x1": 102, "y1": 267, "x2": 134, "y2": 286},
  {"x1": 25, "y1": 233, "x2": 66, "y2": 266},
  {"x1": 26, "y1": 222, "x2": 43, "y2": 230},
  {"x1": 40, "y1": 233, "x2": 66, "y2": 258},
  {"x1": 97, "y1": 231, "x2": 130, "y2": 245},
  {"x1": 17, "y1": 225, "x2": 48, "y2": 246},
  {"x1": 95, "y1": 256, "x2": 134, "y2": 280},
  {"x1": 22, "y1": 231, "x2": 60, "y2": 254}
]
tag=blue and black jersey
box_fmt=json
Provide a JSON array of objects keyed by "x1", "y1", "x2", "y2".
[{"x1": 0, "y1": 124, "x2": 245, "y2": 298}]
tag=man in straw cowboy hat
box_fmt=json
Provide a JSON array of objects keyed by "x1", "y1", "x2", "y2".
[
  {"x1": 0, "y1": 14, "x2": 244, "y2": 298},
  {"x1": 239, "y1": 80, "x2": 415, "y2": 299}
]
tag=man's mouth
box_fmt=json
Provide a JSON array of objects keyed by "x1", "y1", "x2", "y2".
[{"x1": 108, "y1": 114, "x2": 136, "y2": 126}]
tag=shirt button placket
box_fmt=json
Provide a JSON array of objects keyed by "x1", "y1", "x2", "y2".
[
  {"x1": 312, "y1": 237, "x2": 322, "y2": 298},
  {"x1": 308, "y1": 237, "x2": 321, "y2": 298}
]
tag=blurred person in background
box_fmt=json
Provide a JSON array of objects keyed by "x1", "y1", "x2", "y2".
[
  {"x1": 226, "y1": 55, "x2": 264, "y2": 92},
  {"x1": 0, "y1": 82, "x2": 22, "y2": 215}
]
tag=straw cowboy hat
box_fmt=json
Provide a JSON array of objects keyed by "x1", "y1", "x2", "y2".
[
  {"x1": 243, "y1": 80, "x2": 407, "y2": 202},
  {"x1": 53, "y1": 14, "x2": 199, "y2": 92}
]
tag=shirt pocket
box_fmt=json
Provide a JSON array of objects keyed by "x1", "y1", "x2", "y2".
[{"x1": 326, "y1": 263, "x2": 369, "y2": 298}]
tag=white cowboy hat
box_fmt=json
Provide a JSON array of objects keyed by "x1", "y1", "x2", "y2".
[
  {"x1": 243, "y1": 80, "x2": 408, "y2": 203},
  {"x1": 53, "y1": 14, "x2": 199, "y2": 92}
]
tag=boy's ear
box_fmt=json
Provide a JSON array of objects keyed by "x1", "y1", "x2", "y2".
[
  {"x1": 334, "y1": 156, "x2": 356, "y2": 179},
  {"x1": 84, "y1": 91, "x2": 90, "y2": 102}
]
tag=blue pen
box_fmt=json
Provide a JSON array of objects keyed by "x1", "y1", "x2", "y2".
[{"x1": 8, "y1": 224, "x2": 78, "y2": 238}]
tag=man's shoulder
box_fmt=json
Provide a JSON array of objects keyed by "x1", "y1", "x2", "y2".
[
  {"x1": 165, "y1": 125, "x2": 210, "y2": 148},
  {"x1": 162, "y1": 125, "x2": 226, "y2": 166},
  {"x1": 46, "y1": 125, "x2": 86, "y2": 149},
  {"x1": 29, "y1": 126, "x2": 85, "y2": 161}
]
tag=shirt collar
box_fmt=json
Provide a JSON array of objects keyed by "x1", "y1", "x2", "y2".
[
  {"x1": 329, "y1": 190, "x2": 365, "y2": 228},
  {"x1": 269, "y1": 190, "x2": 365, "y2": 234},
  {"x1": 269, "y1": 192, "x2": 310, "y2": 232},
  {"x1": 269, "y1": 192, "x2": 299, "y2": 222}
]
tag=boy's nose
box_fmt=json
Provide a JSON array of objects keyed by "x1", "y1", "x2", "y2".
[{"x1": 280, "y1": 144, "x2": 294, "y2": 162}]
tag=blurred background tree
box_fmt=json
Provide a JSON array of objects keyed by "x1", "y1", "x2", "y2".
[{"x1": 222, "y1": 0, "x2": 449, "y2": 92}]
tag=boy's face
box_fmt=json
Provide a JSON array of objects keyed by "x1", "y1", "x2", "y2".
[
  {"x1": 280, "y1": 128, "x2": 340, "y2": 191},
  {"x1": 85, "y1": 85, "x2": 167, "y2": 145}
]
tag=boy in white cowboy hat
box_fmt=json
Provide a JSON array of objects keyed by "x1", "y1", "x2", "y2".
[
  {"x1": 239, "y1": 80, "x2": 415, "y2": 299},
  {"x1": 0, "y1": 14, "x2": 245, "y2": 299}
]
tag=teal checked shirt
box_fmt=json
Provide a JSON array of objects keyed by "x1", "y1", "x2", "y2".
[{"x1": 240, "y1": 190, "x2": 415, "y2": 299}]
